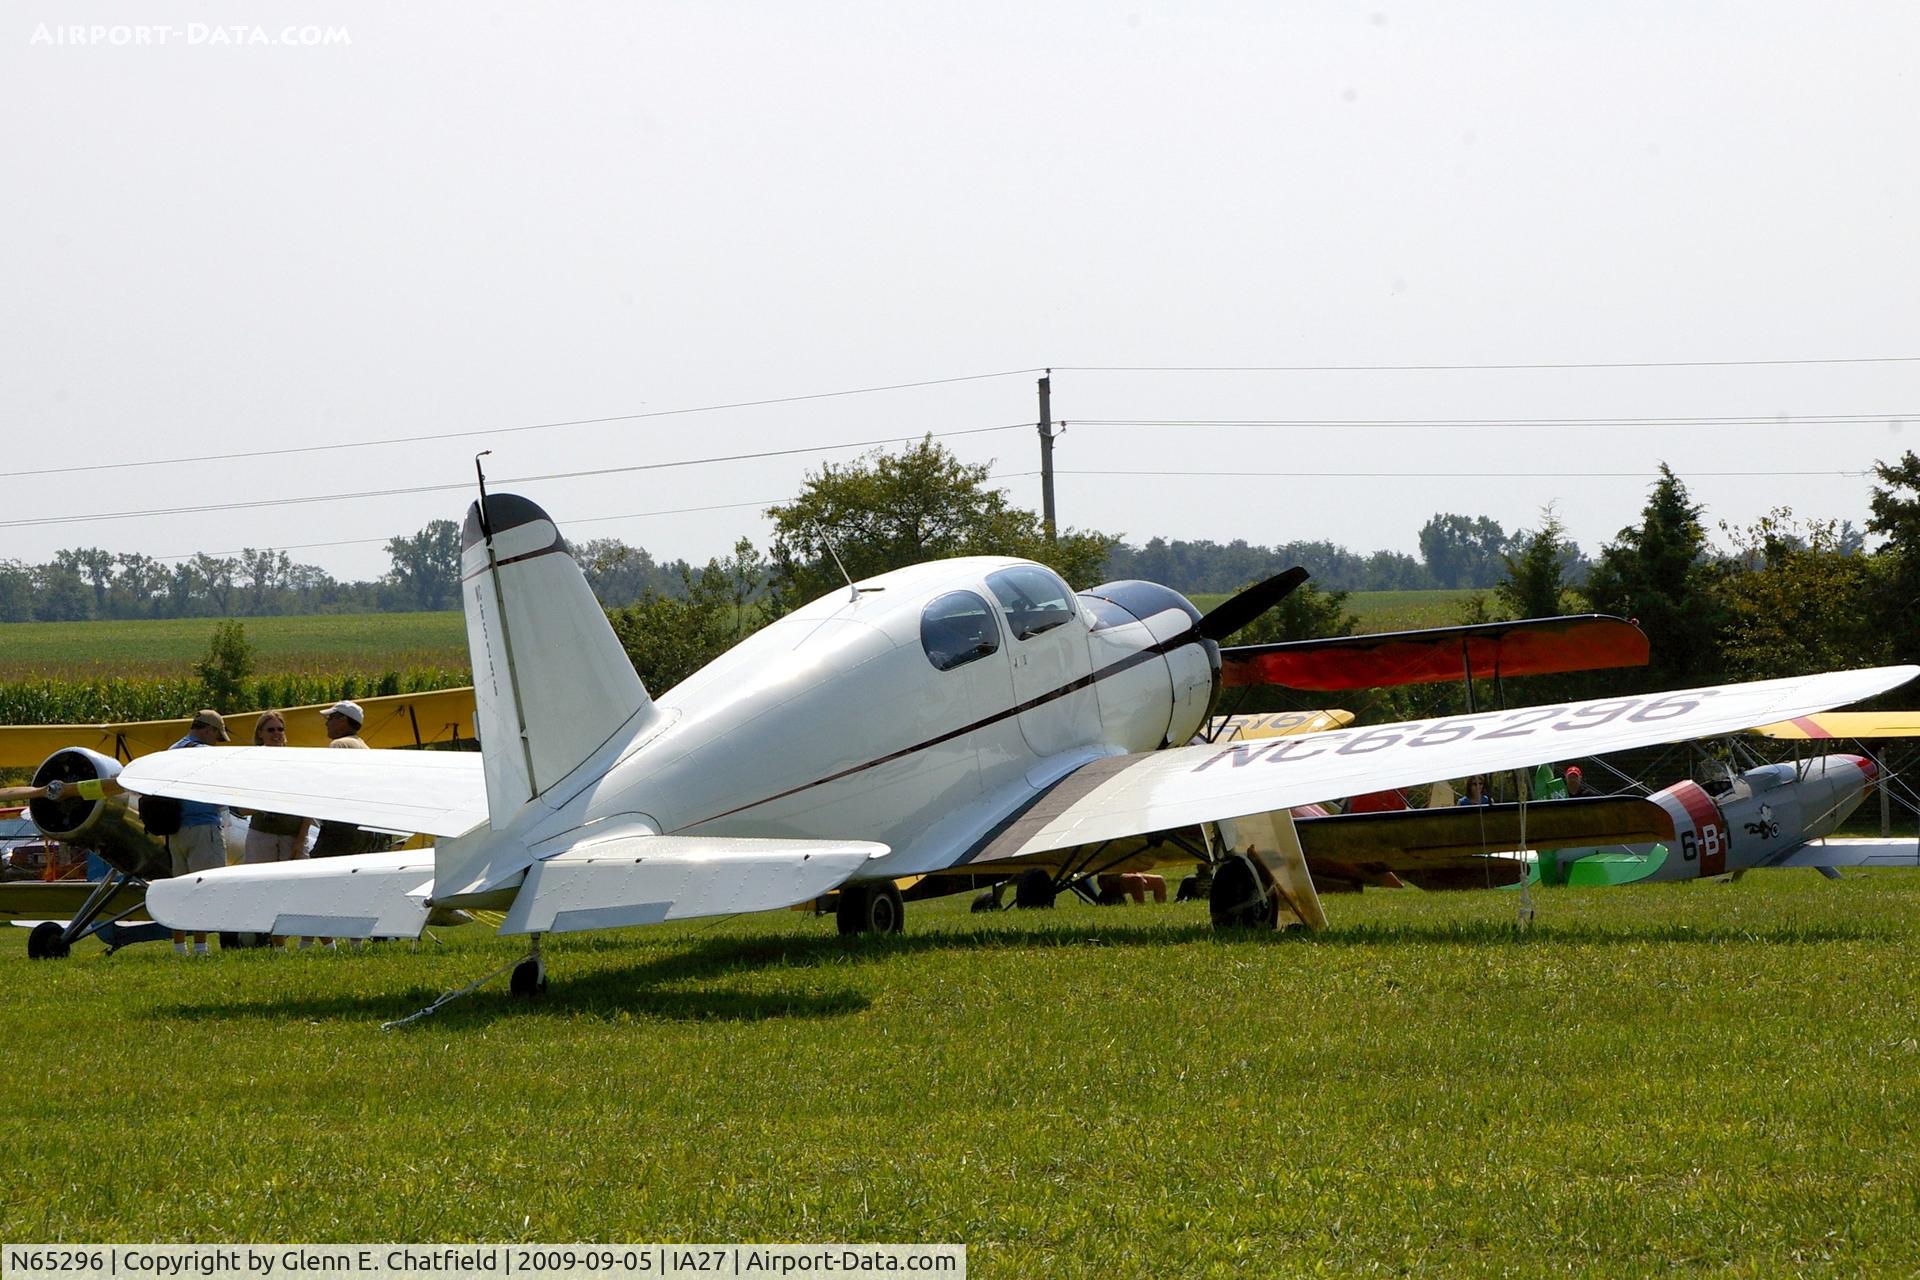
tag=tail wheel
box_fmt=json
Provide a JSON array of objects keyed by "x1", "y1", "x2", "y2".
[
  {"x1": 836, "y1": 884, "x2": 905, "y2": 935},
  {"x1": 1208, "y1": 855, "x2": 1277, "y2": 930}
]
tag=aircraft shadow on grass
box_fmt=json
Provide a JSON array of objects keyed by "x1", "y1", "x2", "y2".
[{"x1": 142, "y1": 912, "x2": 1886, "y2": 1027}]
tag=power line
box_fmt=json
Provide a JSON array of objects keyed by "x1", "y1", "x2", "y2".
[
  {"x1": 1070, "y1": 412, "x2": 1912, "y2": 429},
  {"x1": 151, "y1": 472, "x2": 1043, "y2": 563},
  {"x1": 29, "y1": 366, "x2": 1044, "y2": 479},
  {"x1": 1059, "y1": 468, "x2": 1869, "y2": 479},
  {"x1": 0, "y1": 423, "x2": 1034, "y2": 532},
  {"x1": 1054, "y1": 356, "x2": 1920, "y2": 372}
]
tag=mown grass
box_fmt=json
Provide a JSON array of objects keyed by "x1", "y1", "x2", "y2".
[
  {"x1": 3, "y1": 873, "x2": 1916, "y2": 1274},
  {"x1": 0, "y1": 613, "x2": 468, "y2": 681}
]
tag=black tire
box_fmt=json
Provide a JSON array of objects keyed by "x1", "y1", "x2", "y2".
[
  {"x1": 835, "y1": 887, "x2": 870, "y2": 935},
  {"x1": 1209, "y1": 856, "x2": 1277, "y2": 930},
  {"x1": 219, "y1": 931, "x2": 274, "y2": 951},
  {"x1": 509, "y1": 958, "x2": 547, "y2": 998},
  {"x1": 27, "y1": 920, "x2": 70, "y2": 960},
  {"x1": 970, "y1": 886, "x2": 1002, "y2": 913},
  {"x1": 1013, "y1": 867, "x2": 1057, "y2": 910},
  {"x1": 837, "y1": 883, "x2": 905, "y2": 935}
]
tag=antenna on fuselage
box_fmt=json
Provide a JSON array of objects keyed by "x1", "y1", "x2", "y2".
[
  {"x1": 474, "y1": 450, "x2": 494, "y2": 542},
  {"x1": 817, "y1": 526, "x2": 861, "y2": 602}
]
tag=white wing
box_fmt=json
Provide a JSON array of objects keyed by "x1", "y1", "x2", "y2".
[
  {"x1": 118, "y1": 746, "x2": 488, "y2": 838},
  {"x1": 980, "y1": 666, "x2": 1917, "y2": 862}
]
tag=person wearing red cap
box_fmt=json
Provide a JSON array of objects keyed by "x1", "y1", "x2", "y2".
[{"x1": 1564, "y1": 765, "x2": 1599, "y2": 798}]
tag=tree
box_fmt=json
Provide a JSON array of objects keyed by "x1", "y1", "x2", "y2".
[
  {"x1": 385, "y1": 520, "x2": 462, "y2": 611},
  {"x1": 239, "y1": 548, "x2": 292, "y2": 615},
  {"x1": 111, "y1": 552, "x2": 168, "y2": 618},
  {"x1": 194, "y1": 619, "x2": 256, "y2": 706},
  {"x1": 191, "y1": 553, "x2": 238, "y2": 615},
  {"x1": 763, "y1": 437, "x2": 1115, "y2": 616},
  {"x1": 1582, "y1": 464, "x2": 1726, "y2": 687},
  {"x1": 1716, "y1": 510, "x2": 1877, "y2": 679},
  {"x1": 1496, "y1": 509, "x2": 1576, "y2": 619},
  {"x1": 1418, "y1": 514, "x2": 1511, "y2": 588},
  {"x1": 33, "y1": 562, "x2": 92, "y2": 621},
  {"x1": 1225, "y1": 581, "x2": 1359, "y2": 646},
  {"x1": 1867, "y1": 451, "x2": 1920, "y2": 664},
  {"x1": 0, "y1": 560, "x2": 33, "y2": 622},
  {"x1": 607, "y1": 564, "x2": 740, "y2": 694}
]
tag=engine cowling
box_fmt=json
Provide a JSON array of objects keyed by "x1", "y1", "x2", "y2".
[{"x1": 27, "y1": 748, "x2": 172, "y2": 879}]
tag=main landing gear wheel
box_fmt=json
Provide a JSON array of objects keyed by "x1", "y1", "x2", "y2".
[
  {"x1": 1208, "y1": 856, "x2": 1278, "y2": 930},
  {"x1": 509, "y1": 956, "x2": 547, "y2": 998},
  {"x1": 26, "y1": 921, "x2": 70, "y2": 960},
  {"x1": 1013, "y1": 868, "x2": 1057, "y2": 910},
  {"x1": 836, "y1": 883, "x2": 905, "y2": 935}
]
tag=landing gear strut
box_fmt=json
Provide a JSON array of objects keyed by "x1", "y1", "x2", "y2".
[{"x1": 836, "y1": 882, "x2": 905, "y2": 935}]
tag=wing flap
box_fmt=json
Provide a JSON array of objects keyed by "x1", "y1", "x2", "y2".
[
  {"x1": 145, "y1": 850, "x2": 437, "y2": 938},
  {"x1": 118, "y1": 746, "x2": 488, "y2": 838},
  {"x1": 499, "y1": 835, "x2": 888, "y2": 935}
]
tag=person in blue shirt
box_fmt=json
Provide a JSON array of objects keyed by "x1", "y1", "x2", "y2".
[{"x1": 167, "y1": 709, "x2": 232, "y2": 956}]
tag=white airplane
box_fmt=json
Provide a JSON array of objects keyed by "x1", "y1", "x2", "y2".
[{"x1": 118, "y1": 491, "x2": 1916, "y2": 1001}]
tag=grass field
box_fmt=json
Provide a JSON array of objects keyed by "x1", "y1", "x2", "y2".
[
  {"x1": 1190, "y1": 588, "x2": 1485, "y2": 634},
  {"x1": 0, "y1": 613, "x2": 469, "y2": 681},
  {"x1": 4, "y1": 874, "x2": 1916, "y2": 1274}
]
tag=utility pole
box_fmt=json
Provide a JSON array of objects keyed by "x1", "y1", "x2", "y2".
[{"x1": 1037, "y1": 370, "x2": 1056, "y2": 544}]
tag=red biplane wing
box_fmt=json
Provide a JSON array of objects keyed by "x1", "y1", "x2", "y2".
[{"x1": 1220, "y1": 614, "x2": 1649, "y2": 691}]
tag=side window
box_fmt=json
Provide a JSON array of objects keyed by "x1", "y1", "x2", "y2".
[
  {"x1": 921, "y1": 590, "x2": 1001, "y2": 672},
  {"x1": 986, "y1": 567, "x2": 1076, "y2": 641}
]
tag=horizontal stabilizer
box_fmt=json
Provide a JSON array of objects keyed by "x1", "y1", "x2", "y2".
[
  {"x1": 499, "y1": 835, "x2": 888, "y2": 935},
  {"x1": 146, "y1": 851, "x2": 436, "y2": 939},
  {"x1": 118, "y1": 746, "x2": 487, "y2": 838}
]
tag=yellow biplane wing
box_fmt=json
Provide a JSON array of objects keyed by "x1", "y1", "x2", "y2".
[
  {"x1": 0, "y1": 686, "x2": 477, "y2": 768},
  {"x1": 1203, "y1": 709, "x2": 1355, "y2": 743},
  {"x1": 1748, "y1": 711, "x2": 1920, "y2": 740}
]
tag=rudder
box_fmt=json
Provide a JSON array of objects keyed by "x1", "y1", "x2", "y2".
[{"x1": 461, "y1": 492, "x2": 654, "y2": 824}]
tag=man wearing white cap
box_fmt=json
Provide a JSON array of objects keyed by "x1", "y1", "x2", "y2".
[
  {"x1": 310, "y1": 700, "x2": 377, "y2": 859},
  {"x1": 320, "y1": 700, "x2": 368, "y2": 750}
]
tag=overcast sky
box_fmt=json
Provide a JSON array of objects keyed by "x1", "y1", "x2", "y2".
[{"x1": 5, "y1": 2, "x2": 1915, "y2": 585}]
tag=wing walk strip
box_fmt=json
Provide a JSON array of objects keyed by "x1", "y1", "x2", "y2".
[
  {"x1": 960, "y1": 756, "x2": 1146, "y2": 865},
  {"x1": 679, "y1": 627, "x2": 1205, "y2": 829}
]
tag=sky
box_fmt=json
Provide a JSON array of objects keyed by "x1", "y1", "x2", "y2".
[{"x1": 4, "y1": 1, "x2": 1916, "y2": 584}]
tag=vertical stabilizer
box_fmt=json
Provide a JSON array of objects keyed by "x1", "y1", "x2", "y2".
[{"x1": 460, "y1": 492, "x2": 652, "y2": 824}]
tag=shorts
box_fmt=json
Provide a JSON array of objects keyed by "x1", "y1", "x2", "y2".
[
  {"x1": 243, "y1": 828, "x2": 308, "y2": 864},
  {"x1": 170, "y1": 823, "x2": 228, "y2": 876}
]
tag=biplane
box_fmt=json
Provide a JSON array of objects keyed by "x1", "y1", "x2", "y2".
[
  {"x1": 3, "y1": 687, "x2": 476, "y2": 957},
  {"x1": 106, "y1": 490, "x2": 1912, "y2": 1008}
]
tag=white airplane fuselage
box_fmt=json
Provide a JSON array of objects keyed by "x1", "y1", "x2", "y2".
[{"x1": 444, "y1": 558, "x2": 1218, "y2": 890}]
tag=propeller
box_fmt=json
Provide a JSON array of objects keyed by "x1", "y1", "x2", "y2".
[{"x1": 1196, "y1": 566, "x2": 1310, "y2": 642}]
